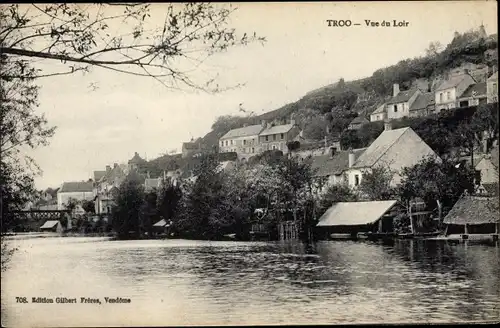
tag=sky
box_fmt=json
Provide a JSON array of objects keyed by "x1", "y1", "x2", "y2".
[{"x1": 18, "y1": 1, "x2": 497, "y2": 189}]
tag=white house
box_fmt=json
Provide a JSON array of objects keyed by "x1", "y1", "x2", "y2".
[
  {"x1": 345, "y1": 122, "x2": 440, "y2": 188},
  {"x1": 370, "y1": 104, "x2": 387, "y2": 122},
  {"x1": 457, "y1": 82, "x2": 487, "y2": 108},
  {"x1": 385, "y1": 84, "x2": 421, "y2": 120},
  {"x1": 487, "y1": 71, "x2": 498, "y2": 104},
  {"x1": 434, "y1": 73, "x2": 476, "y2": 111},
  {"x1": 57, "y1": 181, "x2": 94, "y2": 210},
  {"x1": 257, "y1": 119, "x2": 301, "y2": 154},
  {"x1": 219, "y1": 122, "x2": 265, "y2": 160}
]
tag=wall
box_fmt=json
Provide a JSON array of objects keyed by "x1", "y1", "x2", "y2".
[
  {"x1": 435, "y1": 87, "x2": 457, "y2": 110},
  {"x1": 57, "y1": 191, "x2": 95, "y2": 210},
  {"x1": 370, "y1": 113, "x2": 385, "y2": 122},
  {"x1": 220, "y1": 135, "x2": 260, "y2": 160},
  {"x1": 259, "y1": 126, "x2": 301, "y2": 154},
  {"x1": 346, "y1": 168, "x2": 368, "y2": 188},
  {"x1": 487, "y1": 77, "x2": 498, "y2": 104}
]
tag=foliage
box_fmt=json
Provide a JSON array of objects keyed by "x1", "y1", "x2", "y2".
[
  {"x1": 111, "y1": 173, "x2": 146, "y2": 239},
  {"x1": 1, "y1": 236, "x2": 17, "y2": 272},
  {"x1": 317, "y1": 184, "x2": 358, "y2": 217},
  {"x1": 81, "y1": 200, "x2": 95, "y2": 214},
  {"x1": 340, "y1": 129, "x2": 362, "y2": 150},
  {"x1": 156, "y1": 179, "x2": 183, "y2": 227},
  {"x1": 358, "y1": 166, "x2": 396, "y2": 201},
  {"x1": 398, "y1": 156, "x2": 476, "y2": 212},
  {"x1": 1, "y1": 3, "x2": 265, "y2": 92},
  {"x1": 302, "y1": 115, "x2": 327, "y2": 140}
]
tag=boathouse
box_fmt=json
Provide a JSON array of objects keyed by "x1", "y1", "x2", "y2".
[
  {"x1": 316, "y1": 200, "x2": 400, "y2": 239},
  {"x1": 152, "y1": 219, "x2": 171, "y2": 235},
  {"x1": 40, "y1": 220, "x2": 63, "y2": 233},
  {"x1": 443, "y1": 195, "x2": 499, "y2": 240}
]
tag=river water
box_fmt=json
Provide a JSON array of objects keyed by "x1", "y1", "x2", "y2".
[{"x1": 1, "y1": 236, "x2": 499, "y2": 327}]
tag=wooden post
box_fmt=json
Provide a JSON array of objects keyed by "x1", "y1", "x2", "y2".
[
  {"x1": 378, "y1": 219, "x2": 383, "y2": 234},
  {"x1": 464, "y1": 224, "x2": 468, "y2": 235}
]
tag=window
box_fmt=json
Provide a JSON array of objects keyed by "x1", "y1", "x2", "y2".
[
  {"x1": 230, "y1": 140, "x2": 233, "y2": 145},
  {"x1": 243, "y1": 140, "x2": 247, "y2": 145},
  {"x1": 439, "y1": 93, "x2": 444, "y2": 103},
  {"x1": 265, "y1": 136, "x2": 269, "y2": 141},
  {"x1": 273, "y1": 134, "x2": 277, "y2": 141},
  {"x1": 280, "y1": 133, "x2": 284, "y2": 139},
  {"x1": 394, "y1": 105, "x2": 397, "y2": 113},
  {"x1": 446, "y1": 91, "x2": 451, "y2": 100},
  {"x1": 354, "y1": 174, "x2": 360, "y2": 186},
  {"x1": 225, "y1": 140, "x2": 228, "y2": 146},
  {"x1": 272, "y1": 145, "x2": 276, "y2": 150},
  {"x1": 252, "y1": 147, "x2": 255, "y2": 153}
]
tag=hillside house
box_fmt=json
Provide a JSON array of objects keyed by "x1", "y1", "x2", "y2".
[
  {"x1": 57, "y1": 181, "x2": 94, "y2": 210},
  {"x1": 475, "y1": 145, "x2": 499, "y2": 185},
  {"x1": 370, "y1": 104, "x2": 387, "y2": 122},
  {"x1": 457, "y1": 82, "x2": 487, "y2": 108},
  {"x1": 182, "y1": 139, "x2": 205, "y2": 158},
  {"x1": 487, "y1": 71, "x2": 498, "y2": 104},
  {"x1": 311, "y1": 147, "x2": 367, "y2": 194},
  {"x1": 385, "y1": 84, "x2": 421, "y2": 120},
  {"x1": 434, "y1": 73, "x2": 476, "y2": 111},
  {"x1": 128, "y1": 152, "x2": 147, "y2": 171},
  {"x1": 345, "y1": 122, "x2": 440, "y2": 188},
  {"x1": 94, "y1": 163, "x2": 127, "y2": 214},
  {"x1": 409, "y1": 93, "x2": 435, "y2": 117},
  {"x1": 258, "y1": 119, "x2": 301, "y2": 155},
  {"x1": 219, "y1": 122, "x2": 265, "y2": 161},
  {"x1": 348, "y1": 116, "x2": 369, "y2": 130}
]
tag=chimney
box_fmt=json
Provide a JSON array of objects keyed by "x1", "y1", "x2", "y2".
[
  {"x1": 329, "y1": 147, "x2": 337, "y2": 158},
  {"x1": 393, "y1": 83, "x2": 400, "y2": 97},
  {"x1": 114, "y1": 163, "x2": 118, "y2": 168},
  {"x1": 348, "y1": 150, "x2": 356, "y2": 168},
  {"x1": 135, "y1": 152, "x2": 139, "y2": 156},
  {"x1": 261, "y1": 119, "x2": 267, "y2": 127},
  {"x1": 384, "y1": 121, "x2": 392, "y2": 131},
  {"x1": 106, "y1": 165, "x2": 111, "y2": 172}
]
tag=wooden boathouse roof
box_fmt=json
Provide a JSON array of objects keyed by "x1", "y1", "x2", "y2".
[
  {"x1": 317, "y1": 200, "x2": 398, "y2": 227},
  {"x1": 443, "y1": 196, "x2": 499, "y2": 225}
]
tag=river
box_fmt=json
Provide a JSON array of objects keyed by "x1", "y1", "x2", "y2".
[{"x1": 1, "y1": 236, "x2": 499, "y2": 326}]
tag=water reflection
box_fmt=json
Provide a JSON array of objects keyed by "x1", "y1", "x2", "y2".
[{"x1": 2, "y1": 237, "x2": 499, "y2": 327}]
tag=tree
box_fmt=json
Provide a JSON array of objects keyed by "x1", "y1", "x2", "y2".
[
  {"x1": 358, "y1": 166, "x2": 396, "y2": 201},
  {"x1": 302, "y1": 115, "x2": 327, "y2": 140},
  {"x1": 1, "y1": 3, "x2": 265, "y2": 91},
  {"x1": 399, "y1": 156, "x2": 475, "y2": 216},
  {"x1": 340, "y1": 129, "x2": 362, "y2": 150},
  {"x1": 156, "y1": 178, "x2": 182, "y2": 228},
  {"x1": 425, "y1": 41, "x2": 443, "y2": 57},
  {"x1": 111, "y1": 173, "x2": 145, "y2": 239},
  {"x1": 81, "y1": 200, "x2": 95, "y2": 214}
]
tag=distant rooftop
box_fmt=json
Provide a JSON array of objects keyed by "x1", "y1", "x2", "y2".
[{"x1": 59, "y1": 181, "x2": 93, "y2": 193}]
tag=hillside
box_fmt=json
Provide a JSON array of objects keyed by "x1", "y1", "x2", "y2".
[{"x1": 144, "y1": 26, "x2": 497, "y2": 173}]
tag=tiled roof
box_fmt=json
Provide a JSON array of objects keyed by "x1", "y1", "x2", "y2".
[
  {"x1": 410, "y1": 93, "x2": 435, "y2": 111},
  {"x1": 386, "y1": 88, "x2": 419, "y2": 105},
  {"x1": 100, "y1": 165, "x2": 126, "y2": 184},
  {"x1": 312, "y1": 148, "x2": 367, "y2": 177},
  {"x1": 371, "y1": 104, "x2": 386, "y2": 115},
  {"x1": 220, "y1": 124, "x2": 264, "y2": 140},
  {"x1": 460, "y1": 82, "x2": 487, "y2": 98},
  {"x1": 350, "y1": 116, "x2": 369, "y2": 125},
  {"x1": 59, "y1": 181, "x2": 94, "y2": 193},
  {"x1": 128, "y1": 152, "x2": 146, "y2": 164},
  {"x1": 317, "y1": 200, "x2": 398, "y2": 226},
  {"x1": 443, "y1": 196, "x2": 499, "y2": 225},
  {"x1": 352, "y1": 127, "x2": 410, "y2": 169},
  {"x1": 436, "y1": 74, "x2": 471, "y2": 91},
  {"x1": 259, "y1": 123, "x2": 295, "y2": 137}
]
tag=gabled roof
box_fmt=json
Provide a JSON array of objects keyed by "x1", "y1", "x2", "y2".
[
  {"x1": 410, "y1": 93, "x2": 435, "y2": 111},
  {"x1": 59, "y1": 181, "x2": 93, "y2": 193},
  {"x1": 40, "y1": 220, "x2": 61, "y2": 229},
  {"x1": 350, "y1": 116, "x2": 369, "y2": 125},
  {"x1": 386, "y1": 88, "x2": 419, "y2": 105},
  {"x1": 317, "y1": 200, "x2": 398, "y2": 226},
  {"x1": 460, "y1": 82, "x2": 487, "y2": 98},
  {"x1": 153, "y1": 219, "x2": 171, "y2": 227},
  {"x1": 220, "y1": 124, "x2": 264, "y2": 140},
  {"x1": 352, "y1": 127, "x2": 410, "y2": 169},
  {"x1": 100, "y1": 165, "x2": 126, "y2": 184},
  {"x1": 371, "y1": 104, "x2": 386, "y2": 115},
  {"x1": 128, "y1": 152, "x2": 146, "y2": 165},
  {"x1": 312, "y1": 148, "x2": 367, "y2": 177},
  {"x1": 436, "y1": 74, "x2": 473, "y2": 91},
  {"x1": 443, "y1": 196, "x2": 499, "y2": 225},
  {"x1": 259, "y1": 123, "x2": 296, "y2": 137}
]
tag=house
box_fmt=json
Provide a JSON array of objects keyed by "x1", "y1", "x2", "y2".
[
  {"x1": 219, "y1": 122, "x2": 265, "y2": 160},
  {"x1": 348, "y1": 116, "x2": 369, "y2": 130},
  {"x1": 311, "y1": 147, "x2": 366, "y2": 193},
  {"x1": 385, "y1": 84, "x2": 421, "y2": 120},
  {"x1": 40, "y1": 220, "x2": 63, "y2": 233},
  {"x1": 487, "y1": 71, "x2": 498, "y2": 104},
  {"x1": 345, "y1": 122, "x2": 440, "y2": 188},
  {"x1": 94, "y1": 163, "x2": 127, "y2": 214},
  {"x1": 409, "y1": 93, "x2": 435, "y2": 117},
  {"x1": 316, "y1": 200, "x2": 400, "y2": 238},
  {"x1": 457, "y1": 82, "x2": 487, "y2": 108},
  {"x1": 93, "y1": 170, "x2": 106, "y2": 182},
  {"x1": 57, "y1": 181, "x2": 94, "y2": 210},
  {"x1": 475, "y1": 145, "x2": 499, "y2": 186},
  {"x1": 434, "y1": 73, "x2": 476, "y2": 111},
  {"x1": 258, "y1": 119, "x2": 301, "y2": 154},
  {"x1": 443, "y1": 195, "x2": 499, "y2": 239},
  {"x1": 182, "y1": 138, "x2": 205, "y2": 158},
  {"x1": 152, "y1": 219, "x2": 172, "y2": 235},
  {"x1": 370, "y1": 104, "x2": 387, "y2": 122},
  {"x1": 128, "y1": 152, "x2": 147, "y2": 171}
]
